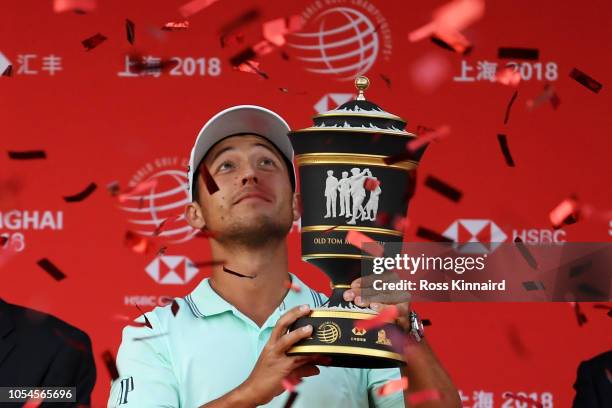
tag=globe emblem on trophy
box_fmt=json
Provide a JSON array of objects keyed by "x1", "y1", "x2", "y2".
[{"x1": 286, "y1": 76, "x2": 427, "y2": 368}]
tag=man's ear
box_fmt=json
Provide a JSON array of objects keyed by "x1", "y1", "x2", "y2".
[
  {"x1": 185, "y1": 201, "x2": 206, "y2": 229},
  {"x1": 292, "y1": 192, "x2": 302, "y2": 222}
]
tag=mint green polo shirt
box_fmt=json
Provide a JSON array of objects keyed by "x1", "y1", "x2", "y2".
[{"x1": 108, "y1": 273, "x2": 405, "y2": 407}]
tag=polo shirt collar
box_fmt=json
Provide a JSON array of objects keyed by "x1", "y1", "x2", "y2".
[{"x1": 185, "y1": 273, "x2": 318, "y2": 320}]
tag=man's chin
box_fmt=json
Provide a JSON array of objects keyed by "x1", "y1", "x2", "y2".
[{"x1": 216, "y1": 216, "x2": 292, "y2": 248}]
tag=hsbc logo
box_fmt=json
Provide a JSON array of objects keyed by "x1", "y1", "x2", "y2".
[
  {"x1": 443, "y1": 218, "x2": 566, "y2": 254},
  {"x1": 443, "y1": 219, "x2": 507, "y2": 254},
  {"x1": 314, "y1": 93, "x2": 354, "y2": 113},
  {"x1": 145, "y1": 255, "x2": 199, "y2": 285}
]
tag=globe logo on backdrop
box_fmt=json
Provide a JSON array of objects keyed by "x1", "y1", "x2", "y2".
[
  {"x1": 120, "y1": 164, "x2": 196, "y2": 244},
  {"x1": 289, "y1": 2, "x2": 392, "y2": 81}
]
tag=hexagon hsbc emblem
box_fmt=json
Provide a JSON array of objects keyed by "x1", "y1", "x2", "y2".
[
  {"x1": 145, "y1": 255, "x2": 199, "y2": 284},
  {"x1": 442, "y1": 219, "x2": 507, "y2": 253}
]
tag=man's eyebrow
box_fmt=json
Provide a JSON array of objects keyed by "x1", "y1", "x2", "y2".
[
  {"x1": 209, "y1": 146, "x2": 235, "y2": 164},
  {"x1": 253, "y1": 142, "x2": 282, "y2": 159}
]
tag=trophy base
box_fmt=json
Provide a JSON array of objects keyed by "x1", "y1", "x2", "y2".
[{"x1": 287, "y1": 307, "x2": 406, "y2": 369}]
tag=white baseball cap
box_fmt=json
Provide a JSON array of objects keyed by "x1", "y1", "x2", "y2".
[{"x1": 188, "y1": 105, "x2": 296, "y2": 202}]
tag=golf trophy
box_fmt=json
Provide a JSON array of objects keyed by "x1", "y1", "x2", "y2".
[{"x1": 286, "y1": 77, "x2": 427, "y2": 368}]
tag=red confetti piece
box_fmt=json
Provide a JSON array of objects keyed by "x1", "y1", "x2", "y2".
[
  {"x1": 126, "y1": 19, "x2": 135, "y2": 45},
  {"x1": 522, "y1": 281, "x2": 545, "y2": 291},
  {"x1": 364, "y1": 177, "x2": 381, "y2": 191},
  {"x1": 153, "y1": 215, "x2": 182, "y2": 236},
  {"x1": 498, "y1": 47, "x2": 539, "y2": 60},
  {"x1": 376, "y1": 377, "x2": 408, "y2": 396},
  {"x1": 162, "y1": 21, "x2": 190, "y2": 31},
  {"x1": 504, "y1": 90, "x2": 519, "y2": 125},
  {"x1": 406, "y1": 125, "x2": 450, "y2": 152},
  {"x1": 106, "y1": 181, "x2": 120, "y2": 196},
  {"x1": 135, "y1": 304, "x2": 153, "y2": 329},
  {"x1": 408, "y1": 389, "x2": 442, "y2": 405},
  {"x1": 495, "y1": 67, "x2": 521, "y2": 87},
  {"x1": 409, "y1": 0, "x2": 484, "y2": 42},
  {"x1": 497, "y1": 134, "x2": 515, "y2": 167},
  {"x1": 53, "y1": 328, "x2": 88, "y2": 352},
  {"x1": 284, "y1": 279, "x2": 301, "y2": 293},
  {"x1": 118, "y1": 179, "x2": 158, "y2": 203},
  {"x1": 345, "y1": 230, "x2": 384, "y2": 257},
  {"x1": 124, "y1": 231, "x2": 151, "y2": 254},
  {"x1": 234, "y1": 60, "x2": 269, "y2": 79},
  {"x1": 410, "y1": 53, "x2": 451, "y2": 93},
  {"x1": 379, "y1": 74, "x2": 392, "y2": 88},
  {"x1": 130, "y1": 56, "x2": 179, "y2": 75},
  {"x1": 322, "y1": 225, "x2": 340, "y2": 234},
  {"x1": 22, "y1": 399, "x2": 42, "y2": 408},
  {"x1": 416, "y1": 226, "x2": 453, "y2": 242},
  {"x1": 7, "y1": 150, "x2": 46, "y2": 160},
  {"x1": 133, "y1": 332, "x2": 169, "y2": 341},
  {"x1": 549, "y1": 197, "x2": 580, "y2": 228},
  {"x1": 283, "y1": 391, "x2": 299, "y2": 408},
  {"x1": 281, "y1": 377, "x2": 300, "y2": 392},
  {"x1": 527, "y1": 83, "x2": 560, "y2": 111},
  {"x1": 605, "y1": 368, "x2": 612, "y2": 383},
  {"x1": 503, "y1": 392, "x2": 543, "y2": 408},
  {"x1": 431, "y1": 28, "x2": 472, "y2": 54},
  {"x1": 53, "y1": 0, "x2": 96, "y2": 14},
  {"x1": 424, "y1": 175, "x2": 462, "y2": 202},
  {"x1": 101, "y1": 350, "x2": 120, "y2": 380},
  {"x1": 355, "y1": 305, "x2": 398, "y2": 331},
  {"x1": 179, "y1": 0, "x2": 220, "y2": 18},
  {"x1": 569, "y1": 68, "x2": 602, "y2": 94},
  {"x1": 514, "y1": 236, "x2": 538, "y2": 269},
  {"x1": 223, "y1": 265, "x2": 255, "y2": 279},
  {"x1": 393, "y1": 216, "x2": 411, "y2": 235},
  {"x1": 63, "y1": 182, "x2": 97, "y2": 202},
  {"x1": 37, "y1": 258, "x2": 66, "y2": 281},
  {"x1": 171, "y1": 300, "x2": 180, "y2": 316},
  {"x1": 2, "y1": 65, "x2": 12, "y2": 77},
  {"x1": 82, "y1": 33, "x2": 107, "y2": 51},
  {"x1": 199, "y1": 163, "x2": 220, "y2": 194}
]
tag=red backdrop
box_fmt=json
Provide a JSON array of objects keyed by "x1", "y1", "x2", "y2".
[{"x1": 1, "y1": 0, "x2": 611, "y2": 406}]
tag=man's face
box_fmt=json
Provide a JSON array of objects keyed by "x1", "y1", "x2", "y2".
[{"x1": 185, "y1": 134, "x2": 299, "y2": 247}]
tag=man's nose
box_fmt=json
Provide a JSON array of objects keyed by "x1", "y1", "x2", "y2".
[{"x1": 240, "y1": 165, "x2": 259, "y2": 186}]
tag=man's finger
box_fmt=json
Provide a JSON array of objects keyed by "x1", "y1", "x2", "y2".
[
  {"x1": 271, "y1": 304, "x2": 311, "y2": 342},
  {"x1": 277, "y1": 324, "x2": 313, "y2": 352},
  {"x1": 290, "y1": 364, "x2": 320, "y2": 379}
]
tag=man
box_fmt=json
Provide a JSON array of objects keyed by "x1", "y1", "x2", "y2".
[
  {"x1": 337, "y1": 171, "x2": 351, "y2": 218},
  {"x1": 0, "y1": 298, "x2": 96, "y2": 407},
  {"x1": 324, "y1": 170, "x2": 339, "y2": 218},
  {"x1": 347, "y1": 168, "x2": 371, "y2": 225},
  {"x1": 108, "y1": 105, "x2": 460, "y2": 407}
]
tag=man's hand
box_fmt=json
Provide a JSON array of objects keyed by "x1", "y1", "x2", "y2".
[
  {"x1": 343, "y1": 276, "x2": 412, "y2": 331},
  {"x1": 239, "y1": 304, "x2": 323, "y2": 406}
]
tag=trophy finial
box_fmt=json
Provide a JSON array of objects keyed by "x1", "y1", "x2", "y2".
[{"x1": 355, "y1": 76, "x2": 370, "y2": 100}]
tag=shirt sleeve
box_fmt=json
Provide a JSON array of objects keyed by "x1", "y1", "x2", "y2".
[
  {"x1": 107, "y1": 311, "x2": 179, "y2": 408},
  {"x1": 367, "y1": 367, "x2": 406, "y2": 408}
]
